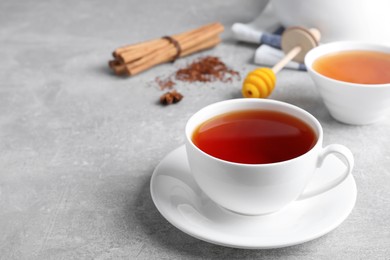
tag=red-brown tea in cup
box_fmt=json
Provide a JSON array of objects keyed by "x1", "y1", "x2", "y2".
[
  {"x1": 313, "y1": 50, "x2": 390, "y2": 84},
  {"x1": 192, "y1": 110, "x2": 317, "y2": 164}
]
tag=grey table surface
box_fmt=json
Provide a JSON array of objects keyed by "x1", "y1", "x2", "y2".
[{"x1": 1, "y1": 0, "x2": 389, "y2": 259}]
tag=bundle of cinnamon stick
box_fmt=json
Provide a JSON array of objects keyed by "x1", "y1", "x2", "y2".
[{"x1": 109, "y1": 22, "x2": 224, "y2": 76}]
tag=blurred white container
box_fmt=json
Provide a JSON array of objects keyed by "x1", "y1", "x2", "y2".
[{"x1": 272, "y1": 0, "x2": 390, "y2": 44}]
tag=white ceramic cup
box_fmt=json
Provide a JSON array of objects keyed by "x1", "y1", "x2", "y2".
[
  {"x1": 272, "y1": 0, "x2": 390, "y2": 45},
  {"x1": 305, "y1": 41, "x2": 390, "y2": 125},
  {"x1": 185, "y1": 99, "x2": 354, "y2": 216}
]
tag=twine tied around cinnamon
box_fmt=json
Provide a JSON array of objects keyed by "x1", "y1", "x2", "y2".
[{"x1": 161, "y1": 36, "x2": 182, "y2": 62}]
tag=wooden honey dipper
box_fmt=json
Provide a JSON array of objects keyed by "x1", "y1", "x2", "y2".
[{"x1": 242, "y1": 27, "x2": 321, "y2": 98}]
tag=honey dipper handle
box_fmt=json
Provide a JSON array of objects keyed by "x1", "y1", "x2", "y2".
[{"x1": 272, "y1": 46, "x2": 302, "y2": 73}]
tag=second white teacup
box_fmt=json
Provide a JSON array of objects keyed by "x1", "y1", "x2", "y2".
[
  {"x1": 185, "y1": 99, "x2": 354, "y2": 215},
  {"x1": 305, "y1": 41, "x2": 390, "y2": 125}
]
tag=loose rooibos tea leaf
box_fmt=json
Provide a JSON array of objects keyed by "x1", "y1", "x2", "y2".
[{"x1": 175, "y1": 56, "x2": 240, "y2": 83}]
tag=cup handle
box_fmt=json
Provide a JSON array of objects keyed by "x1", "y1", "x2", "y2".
[{"x1": 297, "y1": 144, "x2": 354, "y2": 200}]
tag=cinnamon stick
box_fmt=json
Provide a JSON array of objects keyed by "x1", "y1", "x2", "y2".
[
  {"x1": 113, "y1": 22, "x2": 221, "y2": 58},
  {"x1": 127, "y1": 36, "x2": 221, "y2": 76},
  {"x1": 109, "y1": 22, "x2": 224, "y2": 76},
  {"x1": 123, "y1": 26, "x2": 223, "y2": 73},
  {"x1": 109, "y1": 59, "x2": 127, "y2": 75},
  {"x1": 118, "y1": 23, "x2": 223, "y2": 64}
]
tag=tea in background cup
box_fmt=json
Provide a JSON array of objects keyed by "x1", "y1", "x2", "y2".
[
  {"x1": 185, "y1": 99, "x2": 354, "y2": 215},
  {"x1": 305, "y1": 41, "x2": 390, "y2": 125}
]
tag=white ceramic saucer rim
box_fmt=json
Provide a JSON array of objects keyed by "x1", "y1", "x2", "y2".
[{"x1": 150, "y1": 145, "x2": 357, "y2": 249}]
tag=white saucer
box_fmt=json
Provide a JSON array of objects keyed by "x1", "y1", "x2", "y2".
[{"x1": 150, "y1": 145, "x2": 357, "y2": 249}]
